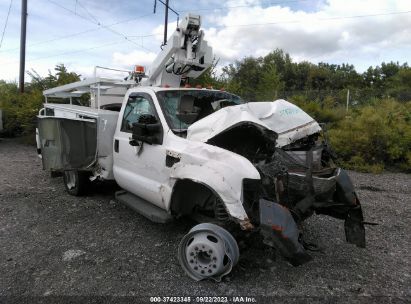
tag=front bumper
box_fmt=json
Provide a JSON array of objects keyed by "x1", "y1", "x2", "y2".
[{"x1": 257, "y1": 169, "x2": 366, "y2": 265}]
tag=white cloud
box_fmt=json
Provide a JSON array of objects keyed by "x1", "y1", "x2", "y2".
[
  {"x1": 151, "y1": 20, "x2": 180, "y2": 43},
  {"x1": 202, "y1": 0, "x2": 411, "y2": 70},
  {"x1": 1, "y1": 0, "x2": 410, "y2": 81},
  {"x1": 112, "y1": 50, "x2": 158, "y2": 70}
]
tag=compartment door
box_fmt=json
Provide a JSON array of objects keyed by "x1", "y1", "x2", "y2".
[{"x1": 37, "y1": 117, "x2": 97, "y2": 171}]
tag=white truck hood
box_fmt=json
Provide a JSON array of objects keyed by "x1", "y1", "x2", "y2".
[{"x1": 187, "y1": 99, "x2": 322, "y2": 147}]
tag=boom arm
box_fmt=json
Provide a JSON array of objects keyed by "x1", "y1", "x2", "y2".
[{"x1": 142, "y1": 14, "x2": 213, "y2": 87}]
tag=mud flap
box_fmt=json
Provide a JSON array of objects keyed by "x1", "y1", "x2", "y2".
[
  {"x1": 336, "y1": 170, "x2": 366, "y2": 248},
  {"x1": 345, "y1": 204, "x2": 366, "y2": 248},
  {"x1": 259, "y1": 199, "x2": 312, "y2": 266}
]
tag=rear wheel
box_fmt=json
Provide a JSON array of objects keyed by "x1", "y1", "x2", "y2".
[{"x1": 63, "y1": 170, "x2": 89, "y2": 196}]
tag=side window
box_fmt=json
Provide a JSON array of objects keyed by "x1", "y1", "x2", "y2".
[{"x1": 121, "y1": 94, "x2": 156, "y2": 132}]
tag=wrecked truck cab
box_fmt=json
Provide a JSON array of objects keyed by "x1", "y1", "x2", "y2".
[{"x1": 171, "y1": 98, "x2": 366, "y2": 268}]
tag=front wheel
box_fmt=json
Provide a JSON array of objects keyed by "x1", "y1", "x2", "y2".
[
  {"x1": 63, "y1": 170, "x2": 89, "y2": 196},
  {"x1": 178, "y1": 223, "x2": 240, "y2": 282}
]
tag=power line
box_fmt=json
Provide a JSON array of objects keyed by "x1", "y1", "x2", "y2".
[
  {"x1": 9, "y1": 9, "x2": 409, "y2": 64},
  {"x1": 0, "y1": 13, "x2": 154, "y2": 53},
  {"x1": 2, "y1": 33, "x2": 160, "y2": 66},
  {"x1": 0, "y1": 0, "x2": 13, "y2": 49},
  {"x1": 46, "y1": 0, "x2": 155, "y2": 53},
  {"x1": 127, "y1": 34, "x2": 159, "y2": 38},
  {"x1": 177, "y1": 0, "x2": 307, "y2": 13},
  {"x1": 0, "y1": 0, "x2": 319, "y2": 54},
  {"x1": 3, "y1": 1, "x2": 406, "y2": 53},
  {"x1": 218, "y1": 10, "x2": 411, "y2": 28},
  {"x1": 76, "y1": 1, "x2": 99, "y2": 24},
  {"x1": 3, "y1": 39, "x2": 130, "y2": 65},
  {"x1": 2, "y1": 33, "x2": 162, "y2": 64},
  {"x1": 27, "y1": 40, "x2": 127, "y2": 62},
  {"x1": 46, "y1": 0, "x2": 93, "y2": 24},
  {"x1": 5, "y1": 2, "x2": 408, "y2": 69},
  {"x1": 155, "y1": 0, "x2": 179, "y2": 16}
]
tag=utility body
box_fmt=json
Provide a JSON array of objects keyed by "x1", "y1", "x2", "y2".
[{"x1": 36, "y1": 14, "x2": 366, "y2": 281}]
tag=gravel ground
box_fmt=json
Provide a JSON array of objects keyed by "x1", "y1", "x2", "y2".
[{"x1": 0, "y1": 139, "x2": 410, "y2": 302}]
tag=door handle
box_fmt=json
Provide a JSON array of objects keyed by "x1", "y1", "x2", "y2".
[{"x1": 114, "y1": 139, "x2": 119, "y2": 153}]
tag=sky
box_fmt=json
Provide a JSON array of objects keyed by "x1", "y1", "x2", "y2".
[{"x1": 0, "y1": 0, "x2": 410, "y2": 82}]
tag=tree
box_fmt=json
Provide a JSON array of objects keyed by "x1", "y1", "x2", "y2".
[
  {"x1": 293, "y1": 61, "x2": 312, "y2": 90},
  {"x1": 306, "y1": 64, "x2": 333, "y2": 90},
  {"x1": 1, "y1": 64, "x2": 81, "y2": 137},
  {"x1": 387, "y1": 67, "x2": 411, "y2": 101},
  {"x1": 27, "y1": 63, "x2": 81, "y2": 91},
  {"x1": 189, "y1": 58, "x2": 225, "y2": 89},
  {"x1": 256, "y1": 63, "x2": 284, "y2": 100},
  {"x1": 263, "y1": 49, "x2": 295, "y2": 89},
  {"x1": 221, "y1": 57, "x2": 263, "y2": 100}
]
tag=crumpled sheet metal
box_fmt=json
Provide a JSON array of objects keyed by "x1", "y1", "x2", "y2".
[
  {"x1": 169, "y1": 141, "x2": 260, "y2": 221},
  {"x1": 259, "y1": 199, "x2": 312, "y2": 266},
  {"x1": 187, "y1": 100, "x2": 322, "y2": 147}
]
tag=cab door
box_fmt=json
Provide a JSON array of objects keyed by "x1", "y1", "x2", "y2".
[{"x1": 113, "y1": 92, "x2": 169, "y2": 209}]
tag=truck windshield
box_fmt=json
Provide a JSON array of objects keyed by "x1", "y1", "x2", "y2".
[{"x1": 156, "y1": 89, "x2": 243, "y2": 132}]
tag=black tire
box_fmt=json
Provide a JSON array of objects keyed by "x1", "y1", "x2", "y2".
[
  {"x1": 63, "y1": 170, "x2": 89, "y2": 196},
  {"x1": 50, "y1": 171, "x2": 62, "y2": 178}
]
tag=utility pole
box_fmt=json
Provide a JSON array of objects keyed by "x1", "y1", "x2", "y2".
[
  {"x1": 19, "y1": 0, "x2": 27, "y2": 93},
  {"x1": 153, "y1": 0, "x2": 179, "y2": 47},
  {"x1": 163, "y1": 0, "x2": 169, "y2": 46}
]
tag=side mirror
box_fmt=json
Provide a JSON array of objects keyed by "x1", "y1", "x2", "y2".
[{"x1": 130, "y1": 114, "x2": 163, "y2": 145}]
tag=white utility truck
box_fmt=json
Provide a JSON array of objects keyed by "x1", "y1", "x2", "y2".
[{"x1": 37, "y1": 14, "x2": 366, "y2": 281}]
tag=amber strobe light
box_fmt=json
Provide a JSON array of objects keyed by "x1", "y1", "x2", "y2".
[{"x1": 134, "y1": 65, "x2": 145, "y2": 74}]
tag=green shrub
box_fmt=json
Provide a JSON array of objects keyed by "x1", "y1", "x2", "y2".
[
  {"x1": 0, "y1": 86, "x2": 43, "y2": 137},
  {"x1": 0, "y1": 64, "x2": 80, "y2": 138},
  {"x1": 289, "y1": 96, "x2": 411, "y2": 172},
  {"x1": 328, "y1": 99, "x2": 411, "y2": 172},
  {"x1": 290, "y1": 95, "x2": 346, "y2": 125}
]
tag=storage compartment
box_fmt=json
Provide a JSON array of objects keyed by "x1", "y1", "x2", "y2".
[
  {"x1": 38, "y1": 117, "x2": 97, "y2": 171},
  {"x1": 38, "y1": 104, "x2": 119, "y2": 179}
]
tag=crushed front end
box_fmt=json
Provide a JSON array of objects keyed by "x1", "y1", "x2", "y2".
[
  {"x1": 188, "y1": 100, "x2": 366, "y2": 265},
  {"x1": 242, "y1": 134, "x2": 366, "y2": 265}
]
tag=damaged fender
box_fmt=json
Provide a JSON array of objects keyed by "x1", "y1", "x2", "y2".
[
  {"x1": 168, "y1": 142, "x2": 260, "y2": 222},
  {"x1": 259, "y1": 199, "x2": 312, "y2": 266}
]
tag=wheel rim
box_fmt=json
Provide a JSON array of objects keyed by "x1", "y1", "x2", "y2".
[
  {"x1": 64, "y1": 171, "x2": 76, "y2": 190},
  {"x1": 178, "y1": 223, "x2": 239, "y2": 281},
  {"x1": 185, "y1": 231, "x2": 226, "y2": 277}
]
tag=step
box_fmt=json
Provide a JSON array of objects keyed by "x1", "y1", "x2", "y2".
[{"x1": 115, "y1": 190, "x2": 173, "y2": 224}]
